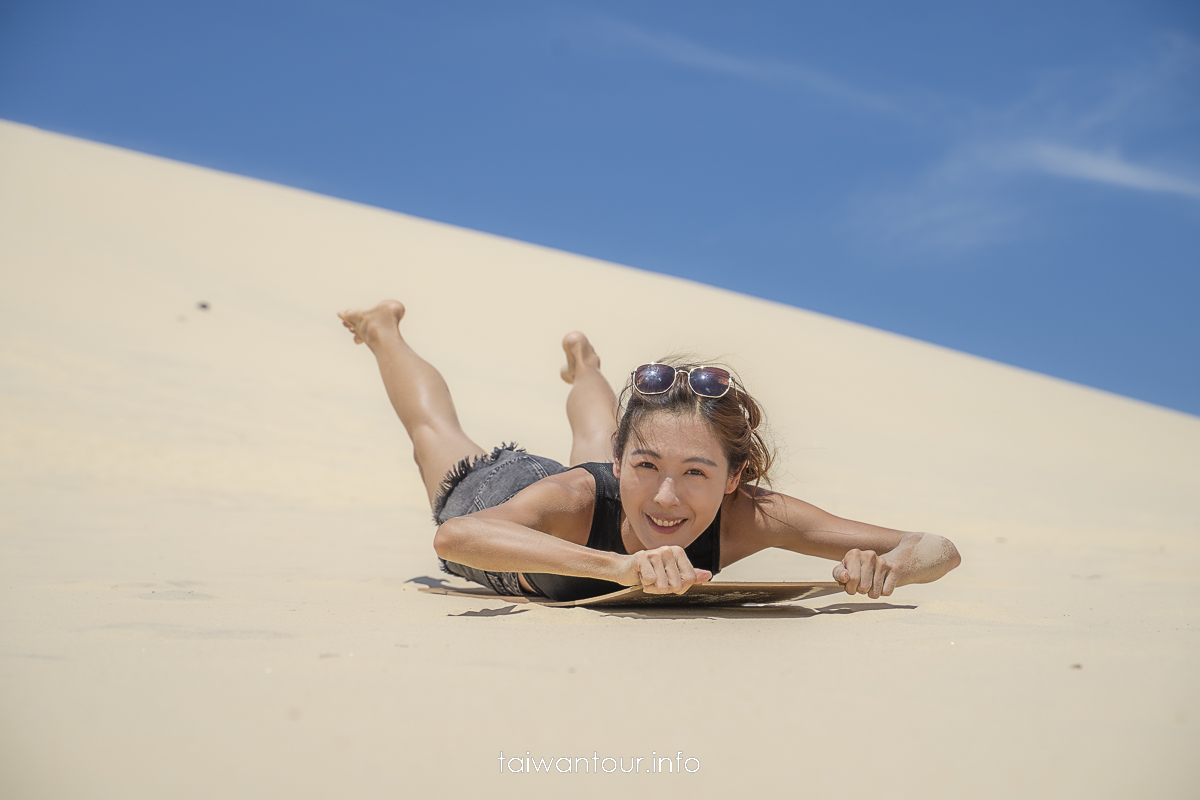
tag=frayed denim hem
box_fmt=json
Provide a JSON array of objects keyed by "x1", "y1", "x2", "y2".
[
  {"x1": 430, "y1": 442, "x2": 525, "y2": 525},
  {"x1": 437, "y1": 557, "x2": 526, "y2": 597}
]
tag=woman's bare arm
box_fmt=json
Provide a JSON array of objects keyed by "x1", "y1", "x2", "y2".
[
  {"x1": 722, "y1": 488, "x2": 961, "y2": 596},
  {"x1": 433, "y1": 470, "x2": 711, "y2": 593},
  {"x1": 433, "y1": 470, "x2": 616, "y2": 577}
]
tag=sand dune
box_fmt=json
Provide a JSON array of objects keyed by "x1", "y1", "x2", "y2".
[{"x1": 1, "y1": 118, "x2": 1197, "y2": 799}]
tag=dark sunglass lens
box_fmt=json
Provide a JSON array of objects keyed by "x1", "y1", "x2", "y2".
[
  {"x1": 689, "y1": 368, "x2": 731, "y2": 397},
  {"x1": 634, "y1": 364, "x2": 677, "y2": 394}
]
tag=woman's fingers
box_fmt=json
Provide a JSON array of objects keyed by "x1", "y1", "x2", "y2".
[
  {"x1": 869, "y1": 560, "x2": 886, "y2": 598},
  {"x1": 661, "y1": 552, "x2": 684, "y2": 594},
  {"x1": 835, "y1": 550, "x2": 897, "y2": 598},
  {"x1": 860, "y1": 552, "x2": 876, "y2": 597},
  {"x1": 636, "y1": 547, "x2": 704, "y2": 594},
  {"x1": 841, "y1": 552, "x2": 861, "y2": 595},
  {"x1": 678, "y1": 553, "x2": 712, "y2": 587},
  {"x1": 836, "y1": 549, "x2": 891, "y2": 596},
  {"x1": 640, "y1": 551, "x2": 669, "y2": 593},
  {"x1": 882, "y1": 568, "x2": 898, "y2": 597},
  {"x1": 638, "y1": 553, "x2": 660, "y2": 590},
  {"x1": 858, "y1": 551, "x2": 878, "y2": 596},
  {"x1": 677, "y1": 556, "x2": 697, "y2": 587},
  {"x1": 652, "y1": 552, "x2": 670, "y2": 592},
  {"x1": 633, "y1": 556, "x2": 652, "y2": 588}
]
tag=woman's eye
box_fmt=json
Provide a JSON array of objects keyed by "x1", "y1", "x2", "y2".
[
  {"x1": 636, "y1": 461, "x2": 657, "y2": 470},
  {"x1": 687, "y1": 469, "x2": 707, "y2": 477}
]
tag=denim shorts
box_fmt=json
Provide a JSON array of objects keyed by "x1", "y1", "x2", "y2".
[{"x1": 432, "y1": 443, "x2": 566, "y2": 596}]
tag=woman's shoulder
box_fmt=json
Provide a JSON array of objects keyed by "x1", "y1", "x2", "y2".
[
  {"x1": 464, "y1": 465, "x2": 597, "y2": 545},
  {"x1": 547, "y1": 465, "x2": 599, "y2": 498},
  {"x1": 573, "y1": 461, "x2": 621, "y2": 497},
  {"x1": 518, "y1": 465, "x2": 605, "y2": 518},
  {"x1": 717, "y1": 484, "x2": 791, "y2": 566}
]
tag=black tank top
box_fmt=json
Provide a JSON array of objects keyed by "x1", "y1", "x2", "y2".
[{"x1": 523, "y1": 462, "x2": 723, "y2": 602}]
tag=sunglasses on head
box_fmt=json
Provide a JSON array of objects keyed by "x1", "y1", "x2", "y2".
[{"x1": 631, "y1": 363, "x2": 733, "y2": 399}]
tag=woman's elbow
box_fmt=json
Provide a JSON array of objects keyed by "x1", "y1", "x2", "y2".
[
  {"x1": 943, "y1": 536, "x2": 962, "y2": 572},
  {"x1": 433, "y1": 518, "x2": 467, "y2": 561}
]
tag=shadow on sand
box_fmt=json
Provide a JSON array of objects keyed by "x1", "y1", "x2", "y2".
[
  {"x1": 598, "y1": 601, "x2": 916, "y2": 620},
  {"x1": 407, "y1": 576, "x2": 916, "y2": 620},
  {"x1": 449, "y1": 605, "x2": 531, "y2": 618}
]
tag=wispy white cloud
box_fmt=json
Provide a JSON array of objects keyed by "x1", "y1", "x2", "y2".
[
  {"x1": 1004, "y1": 142, "x2": 1200, "y2": 199},
  {"x1": 589, "y1": 17, "x2": 903, "y2": 118},
  {"x1": 854, "y1": 153, "x2": 1027, "y2": 254},
  {"x1": 852, "y1": 35, "x2": 1200, "y2": 257},
  {"x1": 580, "y1": 17, "x2": 1200, "y2": 255}
]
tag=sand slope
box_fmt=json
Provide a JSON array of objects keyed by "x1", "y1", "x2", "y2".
[{"x1": 1, "y1": 119, "x2": 1197, "y2": 799}]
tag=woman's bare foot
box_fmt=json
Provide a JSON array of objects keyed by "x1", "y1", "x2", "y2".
[
  {"x1": 560, "y1": 331, "x2": 602, "y2": 384},
  {"x1": 338, "y1": 300, "x2": 406, "y2": 347},
  {"x1": 562, "y1": 331, "x2": 617, "y2": 464}
]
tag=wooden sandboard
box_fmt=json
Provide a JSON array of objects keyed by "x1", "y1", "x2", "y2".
[{"x1": 419, "y1": 581, "x2": 844, "y2": 608}]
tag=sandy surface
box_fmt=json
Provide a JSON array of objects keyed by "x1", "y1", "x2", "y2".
[{"x1": 1, "y1": 119, "x2": 1198, "y2": 799}]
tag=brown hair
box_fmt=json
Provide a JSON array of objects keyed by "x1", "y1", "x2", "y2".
[{"x1": 613, "y1": 357, "x2": 775, "y2": 489}]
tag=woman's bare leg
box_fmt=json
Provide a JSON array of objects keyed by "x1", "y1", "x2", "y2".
[
  {"x1": 560, "y1": 332, "x2": 618, "y2": 466},
  {"x1": 339, "y1": 300, "x2": 485, "y2": 507}
]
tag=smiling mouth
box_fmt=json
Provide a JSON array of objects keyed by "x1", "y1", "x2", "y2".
[{"x1": 648, "y1": 515, "x2": 685, "y2": 530}]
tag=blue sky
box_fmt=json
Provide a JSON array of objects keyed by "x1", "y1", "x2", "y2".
[{"x1": 3, "y1": 1, "x2": 1198, "y2": 415}]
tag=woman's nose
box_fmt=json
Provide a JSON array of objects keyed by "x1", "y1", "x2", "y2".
[{"x1": 654, "y1": 478, "x2": 680, "y2": 507}]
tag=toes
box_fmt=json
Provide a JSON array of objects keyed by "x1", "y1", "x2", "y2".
[{"x1": 561, "y1": 331, "x2": 589, "y2": 351}]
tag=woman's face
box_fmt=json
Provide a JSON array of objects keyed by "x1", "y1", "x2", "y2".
[{"x1": 613, "y1": 410, "x2": 742, "y2": 553}]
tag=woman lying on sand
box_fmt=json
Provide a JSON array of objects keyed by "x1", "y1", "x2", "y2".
[{"x1": 339, "y1": 300, "x2": 961, "y2": 603}]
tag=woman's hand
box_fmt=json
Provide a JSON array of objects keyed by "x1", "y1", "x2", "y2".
[
  {"x1": 616, "y1": 546, "x2": 712, "y2": 594},
  {"x1": 833, "y1": 548, "x2": 897, "y2": 598},
  {"x1": 833, "y1": 533, "x2": 961, "y2": 598}
]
